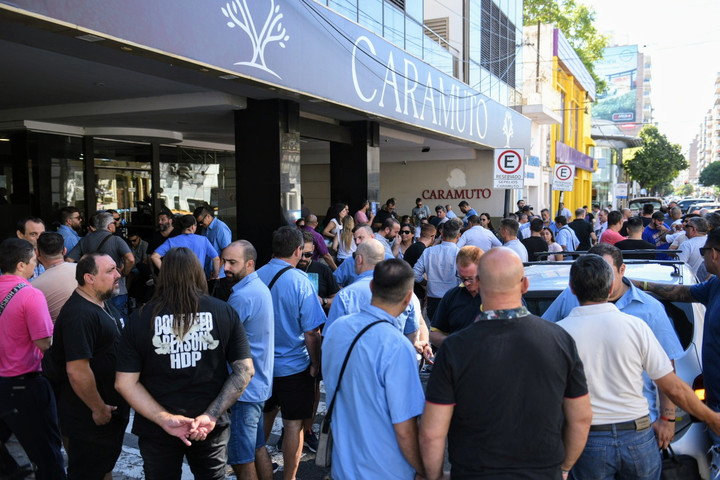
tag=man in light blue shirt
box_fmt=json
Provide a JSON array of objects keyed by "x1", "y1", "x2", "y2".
[
  {"x1": 334, "y1": 225, "x2": 392, "y2": 287},
  {"x1": 326, "y1": 240, "x2": 425, "y2": 353},
  {"x1": 414, "y1": 219, "x2": 460, "y2": 321},
  {"x1": 58, "y1": 206, "x2": 82, "y2": 253},
  {"x1": 150, "y1": 215, "x2": 220, "y2": 280},
  {"x1": 498, "y1": 218, "x2": 528, "y2": 262},
  {"x1": 222, "y1": 240, "x2": 274, "y2": 479},
  {"x1": 555, "y1": 215, "x2": 579, "y2": 251},
  {"x1": 458, "y1": 201, "x2": 478, "y2": 228},
  {"x1": 323, "y1": 259, "x2": 426, "y2": 480},
  {"x1": 195, "y1": 206, "x2": 232, "y2": 279},
  {"x1": 374, "y1": 217, "x2": 400, "y2": 258},
  {"x1": 256, "y1": 226, "x2": 325, "y2": 480},
  {"x1": 542, "y1": 243, "x2": 684, "y2": 448},
  {"x1": 457, "y1": 215, "x2": 501, "y2": 251}
]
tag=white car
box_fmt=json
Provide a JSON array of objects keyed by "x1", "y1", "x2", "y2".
[{"x1": 523, "y1": 259, "x2": 711, "y2": 478}]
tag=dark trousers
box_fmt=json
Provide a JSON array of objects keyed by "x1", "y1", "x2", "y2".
[
  {"x1": 426, "y1": 296, "x2": 441, "y2": 322},
  {"x1": 0, "y1": 374, "x2": 66, "y2": 480},
  {"x1": 66, "y1": 413, "x2": 128, "y2": 480},
  {"x1": 139, "y1": 424, "x2": 230, "y2": 480}
]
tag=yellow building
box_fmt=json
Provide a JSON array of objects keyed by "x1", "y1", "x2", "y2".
[{"x1": 551, "y1": 28, "x2": 596, "y2": 215}]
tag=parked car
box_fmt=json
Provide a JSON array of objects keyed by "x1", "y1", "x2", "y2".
[
  {"x1": 523, "y1": 258, "x2": 711, "y2": 478},
  {"x1": 628, "y1": 196, "x2": 667, "y2": 215},
  {"x1": 678, "y1": 198, "x2": 716, "y2": 214}
]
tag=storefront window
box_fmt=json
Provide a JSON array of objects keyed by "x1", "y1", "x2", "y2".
[
  {"x1": 328, "y1": 0, "x2": 357, "y2": 22},
  {"x1": 358, "y1": 0, "x2": 382, "y2": 36},
  {"x1": 383, "y1": 1, "x2": 405, "y2": 48}
]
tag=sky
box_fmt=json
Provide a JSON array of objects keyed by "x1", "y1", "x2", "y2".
[{"x1": 582, "y1": 0, "x2": 720, "y2": 150}]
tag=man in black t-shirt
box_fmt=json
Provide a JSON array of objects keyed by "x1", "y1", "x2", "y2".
[
  {"x1": 420, "y1": 247, "x2": 592, "y2": 479},
  {"x1": 115, "y1": 247, "x2": 253, "y2": 480},
  {"x1": 521, "y1": 218, "x2": 549, "y2": 261},
  {"x1": 615, "y1": 216, "x2": 657, "y2": 259},
  {"x1": 429, "y1": 246, "x2": 483, "y2": 348},
  {"x1": 49, "y1": 253, "x2": 130, "y2": 480},
  {"x1": 568, "y1": 208, "x2": 596, "y2": 251}
]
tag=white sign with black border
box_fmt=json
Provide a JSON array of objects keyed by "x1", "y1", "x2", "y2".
[
  {"x1": 493, "y1": 148, "x2": 525, "y2": 189},
  {"x1": 553, "y1": 164, "x2": 575, "y2": 191}
]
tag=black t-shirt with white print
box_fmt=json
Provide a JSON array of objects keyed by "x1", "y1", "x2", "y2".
[{"x1": 117, "y1": 295, "x2": 251, "y2": 438}]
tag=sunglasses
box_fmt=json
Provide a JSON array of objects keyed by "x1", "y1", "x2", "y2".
[
  {"x1": 301, "y1": 252, "x2": 313, "y2": 258},
  {"x1": 400, "y1": 230, "x2": 412, "y2": 234},
  {"x1": 700, "y1": 247, "x2": 718, "y2": 256}
]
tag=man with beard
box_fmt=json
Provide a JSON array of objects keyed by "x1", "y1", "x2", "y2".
[
  {"x1": 220, "y1": 241, "x2": 275, "y2": 480},
  {"x1": 47, "y1": 253, "x2": 130, "y2": 479},
  {"x1": 147, "y1": 209, "x2": 179, "y2": 257}
]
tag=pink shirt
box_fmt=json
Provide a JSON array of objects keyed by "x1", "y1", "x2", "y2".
[
  {"x1": 599, "y1": 229, "x2": 626, "y2": 246},
  {"x1": 0, "y1": 275, "x2": 53, "y2": 376},
  {"x1": 354, "y1": 210, "x2": 369, "y2": 225}
]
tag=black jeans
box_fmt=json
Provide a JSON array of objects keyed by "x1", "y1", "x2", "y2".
[
  {"x1": 139, "y1": 424, "x2": 230, "y2": 480},
  {"x1": 0, "y1": 374, "x2": 66, "y2": 480}
]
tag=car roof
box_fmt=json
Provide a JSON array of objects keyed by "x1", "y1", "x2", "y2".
[{"x1": 524, "y1": 260, "x2": 696, "y2": 292}]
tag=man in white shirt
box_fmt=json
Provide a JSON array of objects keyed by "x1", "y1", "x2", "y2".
[
  {"x1": 456, "y1": 215, "x2": 501, "y2": 251},
  {"x1": 678, "y1": 217, "x2": 709, "y2": 278},
  {"x1": 558, "y1": 254, "x2": 720, "y2": 479}
]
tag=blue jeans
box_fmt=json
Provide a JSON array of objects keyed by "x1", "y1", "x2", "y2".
[
  {"x1": 227, "y1": 401, "x2": 265, "y2": 465},
  {"x1": 570, "y1": 426, "x2": 660, "y2": 480}
]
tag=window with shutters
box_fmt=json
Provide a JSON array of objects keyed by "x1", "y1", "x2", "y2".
[
  {"x1": 424, "y1": 17, "x2": 450, "y2": 51},
  {"x1": 478, "y1": 0, "x2": 517, "y2": 89}
]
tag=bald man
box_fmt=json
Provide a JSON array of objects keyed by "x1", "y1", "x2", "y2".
[{"x1": 420, "y1": 248, "x2": 592, "y2": 479}]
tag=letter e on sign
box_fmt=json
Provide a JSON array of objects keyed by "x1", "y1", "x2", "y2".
[
  {"x1": 552, "y1": 164, "x2": 575, "y2": 191},
  {"x1": 494, "y1": 148, "x2": 524, "y2": 189}
]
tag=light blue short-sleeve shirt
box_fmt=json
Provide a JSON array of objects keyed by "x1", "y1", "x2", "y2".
[
  {"x1": 543, "y1": 279, "x2": 683, "y2": 420},
  {"x1": 322, "y1": 305, "x2": 425, "y2": 480},
  {"x1": 257, "y1": 258, "x2": 326, "y2": 377},
  {"x1": 227, "y1": 271, "x2": 274, "y2": 403},
  {"x1": 326, "y1": 271, "x2": 419, "y2": 335}
]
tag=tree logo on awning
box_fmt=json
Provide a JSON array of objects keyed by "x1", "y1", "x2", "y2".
[{"x1": 222, "y1": 0, "x2": 290, "y2": 79}]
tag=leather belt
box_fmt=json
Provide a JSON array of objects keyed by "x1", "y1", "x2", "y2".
[
  {"x1": 0, "y1": 372, "x2": 41, "y2": 381},
  {"x1": 590, "y1": 415, "x2": 652, "y2": 432}
]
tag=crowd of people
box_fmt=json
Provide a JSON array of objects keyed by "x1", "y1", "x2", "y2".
[{"x1": 1, "y1": 195, "x2": 720, "y2": 479}]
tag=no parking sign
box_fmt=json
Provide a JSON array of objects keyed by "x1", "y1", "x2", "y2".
[
  {"x1": 553, "y1": 164, "x2": 575, "y2": 191},
  {"x1": 493, "y1": 148, "x2": 525, "y2": 189}
]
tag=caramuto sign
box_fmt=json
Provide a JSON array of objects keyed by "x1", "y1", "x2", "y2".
[{"x1": 3, "y1": 0, "x2": 531, "y2": 150}]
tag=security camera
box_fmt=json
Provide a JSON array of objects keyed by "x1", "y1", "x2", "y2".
[{"x1": 421, "y1": 146, "x2": 430, "y2": 153}]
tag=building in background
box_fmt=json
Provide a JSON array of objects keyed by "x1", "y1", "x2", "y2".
[{"x1": 0, "y1": 0, "x2": 532, "y2": 260}]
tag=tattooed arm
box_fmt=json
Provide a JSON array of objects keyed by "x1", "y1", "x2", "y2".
[
  {"x1": 630, "y1": 280, "x2": 695, "y2": 303},
  {"x1": 192, "y1": 358, "x2": 254, "y2": 438}
]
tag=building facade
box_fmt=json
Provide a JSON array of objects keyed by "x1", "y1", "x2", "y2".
[{"x1": 0, "y1": 0, "x2": 531, "y2": 260}]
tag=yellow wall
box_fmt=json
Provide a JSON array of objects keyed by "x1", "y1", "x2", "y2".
[{"x1": 551, "y1": 57, "x2": 595, "y2": 214}]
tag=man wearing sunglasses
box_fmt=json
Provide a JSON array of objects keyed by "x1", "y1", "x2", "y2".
[
  {"x1": 297, "y1": 231, "x2": 339, "y2": 312},
  {"x1": 634, "y1": 228, "x2": 720, "y2": 473},
  {"x1": 677, "y1": 217, "x2": 708, "y2": 278}
]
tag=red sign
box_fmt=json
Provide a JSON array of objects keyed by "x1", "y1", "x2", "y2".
[
  {"x1": 496, "y1": 149, "x2": 523, "y2": 174},
  {"x1": 555, "y1": 165, "x2": 573, "y2": 181}
]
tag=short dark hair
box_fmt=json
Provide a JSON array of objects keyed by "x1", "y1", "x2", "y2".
[
  {"x1": 76, "y1": 253, "x2": 102, "y2": 286},
  {"x1": 530, "y1": 218, "x2": 544, "y2": 233},
  {"x1": 37, "y1": 232, "x2": 65, "y2": 257},
  {"x1": 158, "y1": 208, "x2": 174, "y2": 219},
  {"x1": 500, "y1": 218, "x2": 519, "y2": 236},
  {"x1": 626, "y1": 216, "x2": 644, "y2": 233},
  {"x1": 193, "y1": 206, "x2": 213, "y2": 219},
  {"x1": 16, "y1": 217, "x2": 44, "y2": 234},
  {"x1": 642, "y1": 204, "x2": 654, "y2": 215},
  {"x1": 60, "y1": 206, "x2": 80, "y2": 224},
  {"x1": 178, "y1": 214, "x2": 197, "y2": 231},
  {"x1": 302, "y1": 230, "x2": 315, "y2": 245},
  {"x1": 415, "y1": 197, "x2": 422, "y2": 203},
  {"x1": 555, "y1": 215, "x2": 568, "y2": 226},
  {"x1": 442, "y1": 219, "x2": 461, "y2": 239},
  {"x1": 458, "y1": 201, "x2": 469, "y2": 208},
  {"x1": 707, "y1": 228, "x2": 720, "y2": 249},
  {"x1": 570, "y1": 254, "x2": 614, "y2": 303},
  {"x1": 272, "y1": 225, "x2": 303, "y2": 258},
  {"x1": 587, "y1": 243, "x2": 623, "y2": 271},
  {"x1": 435, "y1": 205, "x2": 446, "y2": 213},
  {"x1": 651, "y1": 211, "x2": 665, "y2": 221},
  {"x1": 382, "y1": 217, "x2": 400, "y2": 231},
  {"x1": 466, "y1": 215, "x2": 481, "y2": 226},
  {"x1": 0, "y1": 238, "x2": 34, "y2": 274},
  {"x1": 371, "y1": 259, "x2": 415, "y2": 304},
  {"x1": 607, "y1": 210, "x2": 623, "y2": 226}
]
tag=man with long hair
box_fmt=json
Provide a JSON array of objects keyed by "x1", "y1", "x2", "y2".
[{"x1": 115, "y1": 247, "x2": 254, "y2": 480}]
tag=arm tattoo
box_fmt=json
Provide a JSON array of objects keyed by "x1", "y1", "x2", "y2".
[
  {"x1": 645, "y1": 282, "x2": 695, "y2": 303},
  {"x1": 205, "y1": 359, "x2": 253, "y2": 419}
]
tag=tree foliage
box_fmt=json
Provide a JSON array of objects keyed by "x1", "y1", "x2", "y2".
[
  {"x1": 699, "y1": 162, "x2": 720, "y2": 187},
  {"x1": 623, "y1": 125, "x2": 688, "y2": 194},
  {"x1": 524, "y1": 0, "x2": 610, "y2": 93},
  {"x1": 675, "y1": 182, "x2": 694, "y2": 197}
]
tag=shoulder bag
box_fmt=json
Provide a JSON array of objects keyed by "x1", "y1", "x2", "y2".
[{"x1": 315, "y1": 319, "x2": 391, "y2": 468}]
